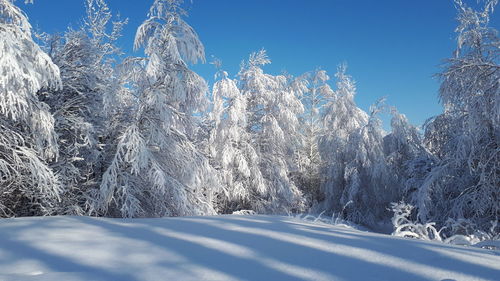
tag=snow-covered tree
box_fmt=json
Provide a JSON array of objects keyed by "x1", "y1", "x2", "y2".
[
  {"x1": 318, "y1": 65, "x2": 398, "y2": 229},
  {"x1": 318, "y1": 64, "x2": 368, "y2": 214},
  {"x1": 40, "y1": 0, "x2": 128, "y2": 215},
  {"x1": 96, "y1": 0, "x2": 218, "y2": 218},
  {"x1": 239, "y1": 50, "x2": 305, "y2": 214},
  {"x1": 205, "y1": 64, "x2": 266, "y2": 213},
  {"x1": 417, "y1": 0, "x2": 499, "y2": 233},
  {"x1": 294, "y1": 69, "x2": 333, "y2": 206},
  {"x1": 383, "y1": 108, "x2": 434, "y2": 204},
  {"x1": 0, "y1": 0, "x2": 62, "y2": 216},
  {"x1": 341, "y1": 98, "x2": 395, "y2": 229}
]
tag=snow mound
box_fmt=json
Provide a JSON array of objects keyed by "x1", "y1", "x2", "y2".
[{"x1": 0, "y1": 215, "x2": 498, "y2": 281}]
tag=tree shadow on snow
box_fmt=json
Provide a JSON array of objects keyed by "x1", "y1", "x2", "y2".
[{"x1": 0, "y1": 215, "x2": 498, "y2": 281}]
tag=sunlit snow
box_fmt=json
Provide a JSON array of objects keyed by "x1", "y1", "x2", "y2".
[{"x1": 0, "y1": 215, "x2": 498, "y2": 281}]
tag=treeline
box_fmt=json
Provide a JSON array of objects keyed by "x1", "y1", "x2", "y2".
[{"x1": 0, "y1": 0, "x2": 498, "y2": 237}]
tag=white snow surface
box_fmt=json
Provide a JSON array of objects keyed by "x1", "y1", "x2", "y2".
[{"x1": 0, "y1": 215, "x2": 498, "y2": 281}]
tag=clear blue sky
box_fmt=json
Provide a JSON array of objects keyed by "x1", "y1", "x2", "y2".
[{"x1": 19, "y1": 0, "x2": 499, "y2": 128}]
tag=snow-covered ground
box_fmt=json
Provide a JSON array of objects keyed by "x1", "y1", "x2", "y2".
[{"x1": 0, "y1": 215, "x2": 498, "y2": 281}]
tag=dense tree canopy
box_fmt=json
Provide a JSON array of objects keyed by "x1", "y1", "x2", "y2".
[{"x1": 0, "y1": 0, "x2": 497, "y2": 239}]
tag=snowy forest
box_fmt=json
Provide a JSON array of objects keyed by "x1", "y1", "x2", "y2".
[{"x1": 0, "y1": 0, "x2": 498, "y2": 243}]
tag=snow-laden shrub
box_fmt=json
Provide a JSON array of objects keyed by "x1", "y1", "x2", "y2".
[
  {"x1": 391, "y1": 202, "x2": 443, "y2": 241},
  {"x1": 232, "y1": 210, "x2": 257, "y2": 216},
  {"x1": 391, "y1": 202, "x2": 500, "y2": 250},
  {"x1": 294, "y1": 210, "x2": 366, "y2": 231},
  {"x1": 443, "y1": 218, "x2": 499, "y2": 249}
]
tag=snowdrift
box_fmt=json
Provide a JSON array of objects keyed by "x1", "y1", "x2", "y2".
[{"x1": 0, "y1": 215, "x2": 498, "y2": 281}]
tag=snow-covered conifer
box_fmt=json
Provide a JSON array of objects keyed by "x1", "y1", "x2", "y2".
[
  {"x1": 318, "y1": 65, "x2": 398, "y2": 229},
  {"x1": 319, "y1": 64, "x2": 368, "y2": 214},
  {"x1": 294, "y1": 69, "x2": 333, "y2": 206},
  {"x1": 40, "y1": 0, "x2": 128, "y2": 215},
  {"x1": 384, "y1": 108, "x2": 434, "y2": 205},
  {"x1": 238, "y1": 50, "x2": 305, "y2": 214},
  {"x1": 0, "y1": 0, "x2": 62, "y2": 216},
  {"x1": 97, "y1": 0, "x2": 218, "y2": 217},
  {"x1": 206, "y1": 64, "x2": 266, "y2": 213},
  {"x1": 418, "y1": 0, "x2": 499, "y2": 233},
  {"x1": 341, "y1": 98, "x2": 395, "y2": 228}
]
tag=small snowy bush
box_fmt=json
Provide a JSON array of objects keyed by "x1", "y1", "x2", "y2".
[
  {"x1": 392, "y1": 202, "x2": 500, "y2": 250},
  {"x1": 391, "y1": 202, "x2": 443, "y2": 241}
]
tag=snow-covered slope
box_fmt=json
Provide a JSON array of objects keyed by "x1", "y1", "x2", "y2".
[{"x1": 0, "y1": 215, "x2": 498, "y2": 281}]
